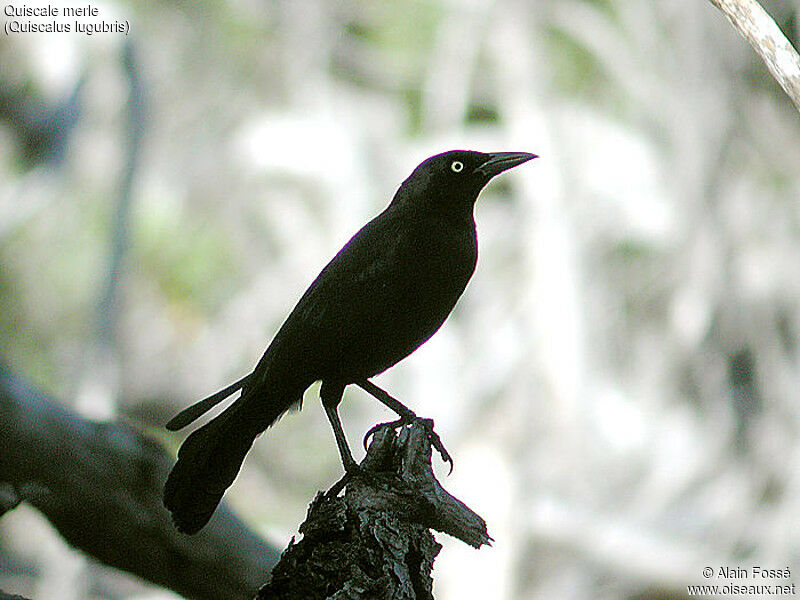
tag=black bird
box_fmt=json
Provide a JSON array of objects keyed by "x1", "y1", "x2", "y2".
[{"x1": 164, "y1": 150, "x2": 537, "y2": 534}]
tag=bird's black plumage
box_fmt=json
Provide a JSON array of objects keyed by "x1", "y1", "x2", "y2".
[{"x1": 163, "y1": 150, "x2": 536, "y2": 533}]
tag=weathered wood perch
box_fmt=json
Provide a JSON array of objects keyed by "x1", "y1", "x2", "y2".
[{"x1": 258, "y1": 421, "x2": 491, "y2": 600}]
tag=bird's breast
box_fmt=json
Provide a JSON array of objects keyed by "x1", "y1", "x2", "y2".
[
  {"x1": 272, "y1": 211, "x2": 478, "y2": 384},
  {"x1": 348, "y1": 216, "x2": 477, "y2": 375}
]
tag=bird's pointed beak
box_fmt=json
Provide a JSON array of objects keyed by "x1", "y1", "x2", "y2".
[{"x1": 474, "y1": 152, "x2": 538, "y2": 178}]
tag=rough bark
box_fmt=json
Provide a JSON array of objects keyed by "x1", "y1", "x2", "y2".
[
  {"x1": 258, "y1": 422, "x2": 491, "y2": 600},
  {"x1": 0, "y1": 363, "x2": 280, "y2": 600}
]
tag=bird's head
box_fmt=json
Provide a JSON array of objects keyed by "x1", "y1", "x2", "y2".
[{"x1": 394, "y1": 150, "x2": 537, "y2": 216}]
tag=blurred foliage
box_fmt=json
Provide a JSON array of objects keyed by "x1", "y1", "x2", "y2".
[
  {"x1": 133, "y1": 198, "x2": 240, "y2": 310},
  {"x1": 545, "y1": 26, "x2": 611, "y2": 102}
]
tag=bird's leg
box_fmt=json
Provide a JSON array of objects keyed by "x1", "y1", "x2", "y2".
[
  {"x1": 356, "y1": 379, "x2": 453, "y2": 473},
  {"x1": 322, "y1": 382, "x2": 377, "y2": 497},
  {"x1": 320, "y1": 381, "x2": 359, "y2": 474}
]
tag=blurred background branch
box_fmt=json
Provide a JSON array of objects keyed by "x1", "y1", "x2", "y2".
[
  {"x1": 0, "y1": 362, "x2": 279, "y2": 600},
  {"x1": 708, "y1": 0, "x2": 800, "y2": 111},
  {"x1": 75, "y1": 39, "x2": 145, "y2": 421}
]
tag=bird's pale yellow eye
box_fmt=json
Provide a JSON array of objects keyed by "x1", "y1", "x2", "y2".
[{"x1": 450, "y1": 160, "x2": 464, "y2": 173}]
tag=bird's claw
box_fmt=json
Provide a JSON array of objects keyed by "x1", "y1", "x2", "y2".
[
  {"x1": 362, "y1": 417, "x2": 408, "y2": 450},
  {"x1": 419, "y1": 418, "x2": 454, "y2": 474},
  {"x1": 363, "y1": 416, "x2": 454, "y2": 474}
]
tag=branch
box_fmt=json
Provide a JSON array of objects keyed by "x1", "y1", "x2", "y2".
[
  {"x1": 708, "y1": 0, "x2": 800, "y2": 112},
  {"x1": 258, "y1": 421, "x2": 491, "y2": 599},
  {"x1": 0, "y1": 362, "x2": 279, "y2": 600},
  {"x1": 0, "y1": 591, "x2": 32, "y2": 600}
]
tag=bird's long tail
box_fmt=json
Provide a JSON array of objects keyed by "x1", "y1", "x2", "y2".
[
  {"x1": 165, "y1": 374, "x2": 251, "y2": 431},
  {"x1": 163, "y1": 383, "x2": 289, "y2": 534}
]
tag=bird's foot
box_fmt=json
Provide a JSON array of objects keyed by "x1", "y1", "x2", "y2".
[
  {"x1": 363, "y1": 416, "x2": 454, "y2": 474},
  {"x1": 362, "y1": 417, "x2": 407, "y2": 449}
]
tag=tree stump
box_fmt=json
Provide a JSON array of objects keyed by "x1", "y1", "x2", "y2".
[{"x1": 258, "y1": 421, "x2": 491, "y2": 600}]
